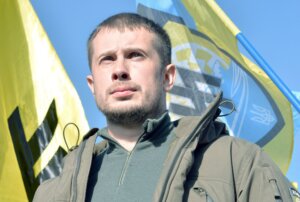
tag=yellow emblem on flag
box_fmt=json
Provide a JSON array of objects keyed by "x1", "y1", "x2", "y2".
[{"x1": 163, "y1": 18, "x2": 293, "y2": 174}]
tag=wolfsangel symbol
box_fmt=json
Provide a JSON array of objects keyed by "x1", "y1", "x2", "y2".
[{"x1": 168, "y1": 42, "x2": 224, "y2": 116}]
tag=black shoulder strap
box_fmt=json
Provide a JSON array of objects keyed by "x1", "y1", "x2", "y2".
[{"x1": 83, "y1": 128, "x2": 99, "y2": 141}]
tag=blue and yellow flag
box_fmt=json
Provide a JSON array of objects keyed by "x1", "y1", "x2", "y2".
[
  {"x1": 136, "y1": 0, "x2": 293, "y2": 175},
  {"x1": 288, "y1": 91, "x2": 300, "y2": 188},
  {"x1": 0, "y1": 0, "x2": 89, "y2": 201}
]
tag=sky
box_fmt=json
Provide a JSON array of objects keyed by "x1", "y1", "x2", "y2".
[{"x1": 30, "y1": 0, "x2": 299, "y2": 184}]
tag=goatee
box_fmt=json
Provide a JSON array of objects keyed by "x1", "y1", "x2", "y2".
[{"x1": 103, "y1": 107, "x2": 151, "y2": 126}]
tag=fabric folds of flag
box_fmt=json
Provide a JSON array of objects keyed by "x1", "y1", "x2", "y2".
[
  {"x1": 136, "y1": 0, "x2": 293, "y2": 175},
  {"x1": 0, "y1": 0, "x2": 89, "y2": 201}
]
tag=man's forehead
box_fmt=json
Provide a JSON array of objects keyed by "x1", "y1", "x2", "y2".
[
  {"x1": 89, "y1": 26, "x2": 162, "y2": 63},
  {"x1": 95, "y1": 26, "x2": 155, "y2": 38},
  {"x1": 92, "y1": 27, "x2": 159, "y2": 48}
]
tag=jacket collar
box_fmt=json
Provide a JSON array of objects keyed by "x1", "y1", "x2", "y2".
[
  {"x1": 94, "y1": 111, "x2": 172, "y2": 151},
  {"x1": 173, "y1": 91, "x2": 224, "y2": 144},
  {"x1": 153, "y1": 92, "x2": 225, "y2": 201}
]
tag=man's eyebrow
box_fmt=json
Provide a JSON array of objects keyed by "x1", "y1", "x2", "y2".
[
  {"x1": 125, "y1": 47, "x2": 147, "y2": 53},
  {"x1": 95, "y1": 50, "x2": 116, "y2": 61},
  {"x1": 94, "y1": 46, "x2": 151, "y2": 62}
]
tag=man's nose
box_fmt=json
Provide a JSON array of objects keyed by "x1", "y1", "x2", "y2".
[{"x1": 111, "y1": 59, "x2": 130, "y2": 81}]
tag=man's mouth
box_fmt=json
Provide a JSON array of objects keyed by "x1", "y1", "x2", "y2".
[
  {"x1": 109, "y1": 86, "x2": 137, "y2": 98},
  {"x1": 110, "y1": 86, "x2": 136, "y2": 94}
]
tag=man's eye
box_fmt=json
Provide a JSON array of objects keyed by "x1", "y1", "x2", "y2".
[
  {"x1": 128, "y1": 52, "x2": 143, "y2": 59},
  {"x1": 99, "y1": 56, "x2": 114, "y2": 64},
  {"x1": 103, "y1": 56, "x2": 114, "y2": 61}
]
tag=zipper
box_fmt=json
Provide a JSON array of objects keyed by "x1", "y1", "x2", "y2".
[
  {"x1": 118, "y1": 150, "x2": 134, "y2": 186},
  {"x1": 117, "y1": 132, "x2": 146, "y2": 186},
  {"x1": 269, "y1": 179, "x2": 282, "y2": 201},
  {"x1": 264, "y1": 168, "x2": 283, "y2": 201},
  {"x1": 193, "y1": 187, "x2": 214, "y2": 202}
]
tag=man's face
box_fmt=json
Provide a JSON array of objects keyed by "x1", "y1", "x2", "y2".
[{"x1": 87, "y1": 28, "x2": 175, "y2": 125}]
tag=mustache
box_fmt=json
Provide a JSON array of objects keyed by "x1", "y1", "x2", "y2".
[{"x1": 106, "y1": 81, "x2": 141, "y2": 94}]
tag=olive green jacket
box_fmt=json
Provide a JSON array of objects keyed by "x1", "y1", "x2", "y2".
[{"x1": 33, "y1": 94, "x2": 297, "y2": 201}]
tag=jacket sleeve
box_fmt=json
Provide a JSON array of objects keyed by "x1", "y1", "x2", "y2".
[
  {"x1": 33, "y1": 177, "x2": 60, "y2": 202},
  {"x1": 233, "y1": 139, "x2": 298, "y2": 201},
  {"x1": 33, "y1": 131, "x2": 99, "y2": 202},
  {"x1": 32, "y1": 147, "x2": 79, "y2": 202}
]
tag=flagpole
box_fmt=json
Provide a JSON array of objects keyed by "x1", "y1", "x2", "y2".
[
  {"x1": 206, "y1": 0, "x2": 300, "y2": 113},
  {"x1": 236, "y1": 33, "x2": 300, "y2": 113}
]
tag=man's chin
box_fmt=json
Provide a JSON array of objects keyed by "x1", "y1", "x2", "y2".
[{"x1": 102, "y1": 106, "x2": 149, "y2": 126}]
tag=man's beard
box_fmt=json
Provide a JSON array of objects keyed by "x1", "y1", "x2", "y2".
[
  {"x1": 102, "y1": 106, "x2": 151, "y2": 126},
  {"x1": 99, "y1": 93, "x2": 164, "y2": 127}
]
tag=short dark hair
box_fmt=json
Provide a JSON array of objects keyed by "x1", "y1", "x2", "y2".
[{"x1": 87, "y1": 13, "x2": 171, "y2": 70}]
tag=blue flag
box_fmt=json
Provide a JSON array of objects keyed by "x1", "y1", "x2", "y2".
[{"x1": 136, "y1": 0, "x2": 294, "y2": 174}]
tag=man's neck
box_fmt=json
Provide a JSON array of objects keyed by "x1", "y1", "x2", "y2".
[{"x1": 107, "y1": 122, "x2": 144, "y2": 152}]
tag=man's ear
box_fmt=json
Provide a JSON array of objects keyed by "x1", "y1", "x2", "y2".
[
  {"x1": 86, "y1": 75, "x2": 95, "y2": 95},
  {"x1": 163, "y1": 64, "x2": 176, "y2": 92}
]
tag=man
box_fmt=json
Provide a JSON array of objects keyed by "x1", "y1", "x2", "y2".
[{"x1": 34, "y1": 13, "x2": 298, "y2": 201}]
